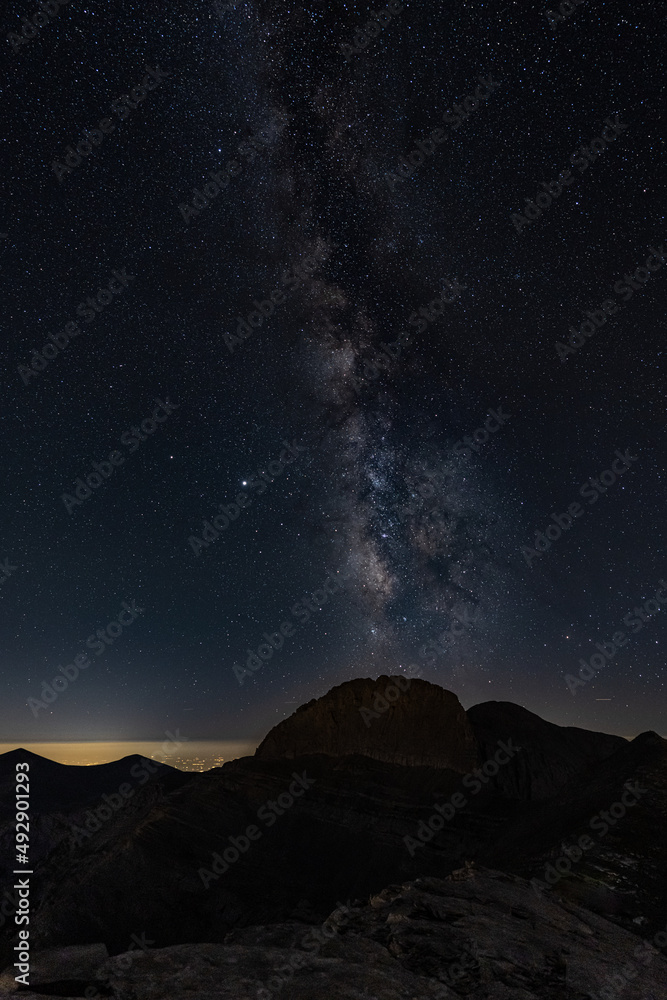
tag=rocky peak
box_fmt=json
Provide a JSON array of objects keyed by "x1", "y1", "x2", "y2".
[{"x1": 255, "y1": 675, "x2": 480, "y2": 772}]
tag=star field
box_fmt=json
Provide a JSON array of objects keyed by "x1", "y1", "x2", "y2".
[{"x1": 0, "y1": 0, "x2": 665, "y2": 742}]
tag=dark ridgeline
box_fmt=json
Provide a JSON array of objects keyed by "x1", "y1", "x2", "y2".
[{"x1": 0, "y1": 678, "x2": 665, "y2": 998}]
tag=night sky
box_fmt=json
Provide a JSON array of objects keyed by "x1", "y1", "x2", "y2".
[{"x1": 1, "y1": 0, "x2": 665, "y2": 744}]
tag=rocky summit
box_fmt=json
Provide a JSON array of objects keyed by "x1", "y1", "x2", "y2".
[{"x1": 255, "y1": 675, "x2": 480, "y2": 772}]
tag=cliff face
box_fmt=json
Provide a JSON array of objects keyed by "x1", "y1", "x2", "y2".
[
  {"x1": 467, "y1": 701, "x2": 627, "y2": 801},
  {"x1": 255, "y1": 676, "x2": 480, "y2": 773}
]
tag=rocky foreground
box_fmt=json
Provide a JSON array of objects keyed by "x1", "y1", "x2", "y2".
[{"x1": 0, "y1": 866, "x2": 666, "y2": 999}]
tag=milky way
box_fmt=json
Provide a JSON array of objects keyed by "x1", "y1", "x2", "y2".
[{"x1": 1, "y1": 0, "x2": 665, "y2": 742}]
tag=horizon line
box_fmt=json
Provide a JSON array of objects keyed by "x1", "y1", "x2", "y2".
[{"x1": 0, "y1": 738, "x2": 258, "y2": 744}]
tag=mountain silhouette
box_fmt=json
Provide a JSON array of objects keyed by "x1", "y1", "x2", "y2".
[{"x1": 0, "y1": 680, "x2": 664, "y2": 997}]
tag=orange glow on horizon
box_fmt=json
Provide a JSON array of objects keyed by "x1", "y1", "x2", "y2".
[{"x1": 0, "y1": 740, "x2": 258, "y2": 771}]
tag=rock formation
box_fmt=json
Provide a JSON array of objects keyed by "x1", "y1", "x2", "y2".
[
  {"x1": 467, "y1": 700, "x2": 627, "y2": 800},
  {"x1": 255, "y1": 676, "x2": 480, "y2": 773}
]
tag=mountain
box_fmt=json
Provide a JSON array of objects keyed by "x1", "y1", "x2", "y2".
[
  {"x1": 0, "y1": 748, "x2": 180, "y2": 817},
  {"x1": 9, "y1": 751, "x2": 515, "y2": 957},
  {"x1": 466, "y1": 700, "x2": 627, "y2": 800},
  {"x1": 485, "y1": 729, "x2": 667, "y2": 932},
  {"x1": 0, "y1": 680, "x2": 663, "y2": 996},
  {"x1": 0, "y1": 748, "x2": 188, "y2": 972},
  {"x1": 255, "y1": 676, "x2": 480, "y2": 772},
  {"x1": 256, "y1": 680, "x2": 627, "y2": 801}
]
